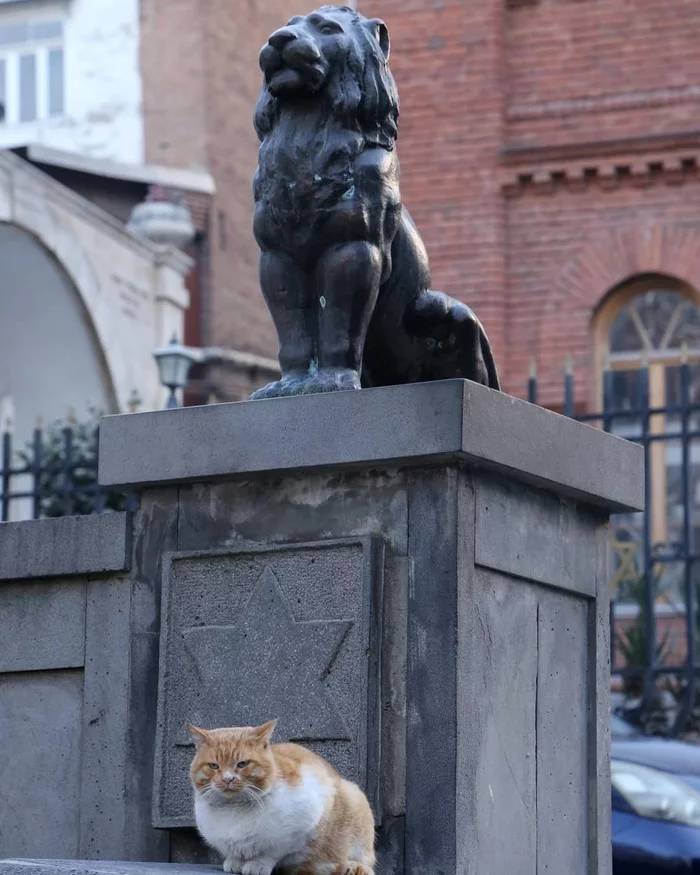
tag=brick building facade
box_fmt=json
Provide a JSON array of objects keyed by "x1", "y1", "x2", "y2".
[
  {"x1": 354, "y1": 0, "x2": 700, "y2": 408},
  {"x1": 355, "y1": 0, "x2": 700, "y2": 680},
  {"x1": 139, "y1": 0, "x2": 298, "y2": 400},
  {"x1": 138, "y1": 0, "x2": 700, "y2": 410},
  {"x1": 136, "y1": 2, "x2": 700, "y2": 660}
]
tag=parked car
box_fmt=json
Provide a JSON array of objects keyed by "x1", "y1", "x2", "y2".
[{"x1": 612, "y1": 712, "x2": 700, "y2": 872}]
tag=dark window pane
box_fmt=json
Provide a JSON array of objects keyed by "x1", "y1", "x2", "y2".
[
  {"x1": 607, "y1": 369, "x2": 644, "y2": 412},
  {"x1": 634, "y1": 290, "x2": 684, "y2": 349},
  {"x1": 0, "y1": 23, "x2": 29, "y2": 46},
  {"x1": 669, "y1": 300, "x2": 700, "y2": 350},
  {"x1": 32, "y1": 20, "x2": 63, "y2": 41},
  {"x1": 19, "y1": 53, "x2": 36, "y2": 122},
  {"x1": 0, "y1": 58, "x2": 5, "y2": 123},
  {"x1": 609, "y1": 307, "x2": 643, "y2": 353},
  {"x1": 665, "y1": 364, "x2": 700, "y2": 407},
  {"x1": 48, "y1": 48, "x2": 63, "y2": 116},
  {"x1": 605, "y1": 369, "x2": 645, "y2": 440}
]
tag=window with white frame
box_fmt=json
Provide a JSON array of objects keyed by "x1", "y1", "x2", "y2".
[{"x1": 0, "y1": 17, "x2": 64, "y2": 125}]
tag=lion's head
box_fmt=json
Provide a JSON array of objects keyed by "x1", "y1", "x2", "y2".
[{"x1": 254, "y1": 6, "x2": 399, "y2": 150}]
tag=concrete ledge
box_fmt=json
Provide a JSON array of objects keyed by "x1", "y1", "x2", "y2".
[
  {"x1": 0, "y1": 513, "x2": 132, "y2": 581},
  {"x1": 98, "y1": 380, "x2": 644, "y2": 513},
  {"x1": 0, "y1": 864, "x2": 217, "y2": 875}
]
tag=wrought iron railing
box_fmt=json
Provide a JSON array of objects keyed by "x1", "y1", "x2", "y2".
[{"x1": 0, "y1": 421, "x2": 134, "y2": 522}]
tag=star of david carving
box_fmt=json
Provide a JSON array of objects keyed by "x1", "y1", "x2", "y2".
[
  {"x1": 180, "y1": 566, "x2": 352, "y2": 742},
  {"x1": 611, "y1": 539, "x2": 639, "y2": 591}
]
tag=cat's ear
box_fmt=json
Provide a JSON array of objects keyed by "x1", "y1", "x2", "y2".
[
  {"x1": 250, "y1": 719, "x2": 278, "y2": 746},
  {"x1": 186, "y1": 723, "x2": 209, "y2": 750}
]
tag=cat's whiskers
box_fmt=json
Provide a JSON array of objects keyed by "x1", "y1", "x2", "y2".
[
  {"x1": 241, "y1": 783, "x2": 267, "y2": 811},
  {"x1": 197, "y1": 784, "x2": 219, "y2": 802}
]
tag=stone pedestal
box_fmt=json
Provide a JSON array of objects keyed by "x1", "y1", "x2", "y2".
[{"x1": 2, "y1": 380, "x2": 643, "y2": 875}]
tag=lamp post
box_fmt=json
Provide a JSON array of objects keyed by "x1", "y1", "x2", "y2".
[
  {"x1": 152, "y1": 340, "x2": 280, "y2": 408},
  {"x1": 153, "y1": 335, "x2": 200, "y2": 409}
]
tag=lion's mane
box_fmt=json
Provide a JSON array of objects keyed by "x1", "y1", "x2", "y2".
[{"x1": 254, "y1": 6, "x2": 399, "y2": 151}]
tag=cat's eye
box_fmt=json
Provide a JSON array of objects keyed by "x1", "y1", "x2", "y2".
[
  {"x1": 237, "y1": 760, "x2": 250, "y2": 769},
  {"x1": 207, "y1": 762, "x2": 220, "y2": 771}
]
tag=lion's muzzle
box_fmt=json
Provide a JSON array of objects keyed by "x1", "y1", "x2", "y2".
[{"x1": 260, "y1": 27, "x2": 325, "y2": 96}]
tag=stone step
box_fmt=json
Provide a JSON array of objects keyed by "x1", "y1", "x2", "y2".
[{"x1": 0, "y1": 862, "x2": 217, "y2": 875}]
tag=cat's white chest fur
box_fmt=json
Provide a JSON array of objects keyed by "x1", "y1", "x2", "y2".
[{"x1": 195, "y1": 766, "x2": 332, "y2": 872}]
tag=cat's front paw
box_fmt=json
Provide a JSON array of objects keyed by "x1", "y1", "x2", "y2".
[
  {"x1": 222, "y1": 858, "x2": 243, "y2": 874},
  {"x1": 240, "y1": 861, "x2": 274, "y2": 875}
]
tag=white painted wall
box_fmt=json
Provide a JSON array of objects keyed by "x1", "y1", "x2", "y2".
[
  {"x1": 0, "y1": 0, "x2": 143, "y2": 164},
  {"x1": 0, "y1": 221, "x2": 113, "y2": 443},
  {"x1": 0, "y1": 149, "x2": 191, "y2": 461}
]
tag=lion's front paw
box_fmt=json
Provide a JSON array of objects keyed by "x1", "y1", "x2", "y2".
[
  {"x1": 298, "y1": 368, "x2": 361, "y2": 394},
  {"x1": 222, "y1": 858, "x2": 243, "y2": 874},
  {"x1": 250, "y1": 371, "x2": 309, "y2": 400}
]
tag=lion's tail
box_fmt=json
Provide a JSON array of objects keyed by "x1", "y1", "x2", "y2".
[{"x1": 480, "y1": 332, "x2": 501, "y2": 391}]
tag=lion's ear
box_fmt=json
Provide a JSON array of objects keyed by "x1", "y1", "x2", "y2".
[{"x1": 364, "y1": 17, "x2": 389, "y2": 60}]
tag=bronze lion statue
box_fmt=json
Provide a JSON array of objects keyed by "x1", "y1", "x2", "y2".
[{"x1": 250, "y1": 5, "x2": 500, "y2": 398}]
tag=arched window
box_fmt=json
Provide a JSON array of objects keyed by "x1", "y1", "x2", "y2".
[{"x1": 594, "y1": 275, "x2": 700, "y2": 606}]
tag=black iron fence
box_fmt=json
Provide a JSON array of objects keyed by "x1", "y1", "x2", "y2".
[
  {"x1": 0, "y1": 421, "x2": 134, "y2": 521},
  {"x1": 530, "y1": 360, "x2": 700, "y2": 738}
]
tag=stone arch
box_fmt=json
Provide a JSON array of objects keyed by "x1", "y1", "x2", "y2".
[
  {"x1": 0, "y1": 219, "x2": 119, "y2": 412},
  {"x1": 0, "y1": 151, "x2": 191, "y2": 419},
  {"x1": 0, "y1": 221, "x2": 122, "y2": 457},
  {"x1": 6, "y1": 200, "x2": 122, "y2": 413}
]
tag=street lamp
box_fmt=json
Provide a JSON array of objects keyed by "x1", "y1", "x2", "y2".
[
  {"x1": 153, "y1": 335, "x2": 200, "y2": 408},
  {"x1": 152, "y1": 339, "x2": 280, "y2": 408}
]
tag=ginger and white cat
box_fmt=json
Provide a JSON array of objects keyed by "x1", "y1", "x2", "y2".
[{"x1": 187, "y1": 719, "x2": 375, "y2": 875}]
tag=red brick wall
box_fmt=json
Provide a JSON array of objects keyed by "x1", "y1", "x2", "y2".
[
  {"x1": 142, "y1": 0, "x2": 700, "y2": 404},
  {"x1": 363, "y1": 0, "x2": 509, "y2": 365},
  {"x1": 140, "y1": 0, "x2": 300, "y2": 357},
  {"x1": 505, "y1": 0, "x2": 700, "y2": 150},
  {"x1": 365, "y1": 0, "x2": 700, "y2": 406},
  {"x1": 140, "y1": 0, "x2": 209, "y2": 169},
  {"x1": 504, "y1": 177, "x2": 700, "y2": 405}
]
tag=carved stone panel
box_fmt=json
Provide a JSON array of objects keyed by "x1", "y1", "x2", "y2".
[{"x1": 152, "y1": 538, "x2": 383, "y2": 828}]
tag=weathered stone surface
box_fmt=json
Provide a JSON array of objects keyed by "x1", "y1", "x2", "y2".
[
  {"x1": 79, "y1": 577, "x2": 132, "y2": 859},
  {"x1": 182, "y1": 568, "x2": 352, "y2": 738},
  {"x1": 153, "y1": 539, "x2": 383, "y2": 828},
  {"x1": 380, "y1": 556, "x2": 409, "y2": 819},
  {"x1": 176, "y1": 468, "x2": 408, "y2": 555},
  {"x1": 475, "y1": 476, "x2": 600, "y2": 597},
  {"x1": 0, "y1": 494, "x2": 172, "y2": 863},
  {"x1": 98, "y1": 379, "x2": 644, "y2": 513},
  {"x1": 404, "y1": 466, "x2": 460, "y2": 873},
  {"x1": 536, "y1": 590, "x2": 589, "y2": 874},
  {"x1": 459, "y1": 569, "x2": 538, "y2": 875},
  {"x1": 0, "y1": 513, "x2": 131, "y2": 581},
  {"x1": 0, "y1": 579, "x2": 86, "y2": 672},
  {"x1": 1, "y1": 383, "x2": 637, "y2": 871},
  {"x1": 591, "y1": 524, "x2": 613, "y2": 875},
  {"x1": 0, "y1": 864, "x2": 218, "y2": 875},
  {"x1": 0, "y1": 671, "x2": 84, "y2": 859},
  {"x1": 123, "y1": 489, "x2": 178, "y2": 862}
]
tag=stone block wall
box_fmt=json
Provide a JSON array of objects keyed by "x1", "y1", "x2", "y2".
[
  {"x1": 0, "y1": 382, "x2": 644, "y2": 872},
  {"x1": 0, "y1": 513, "x2": 168, "y2": 863}
]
